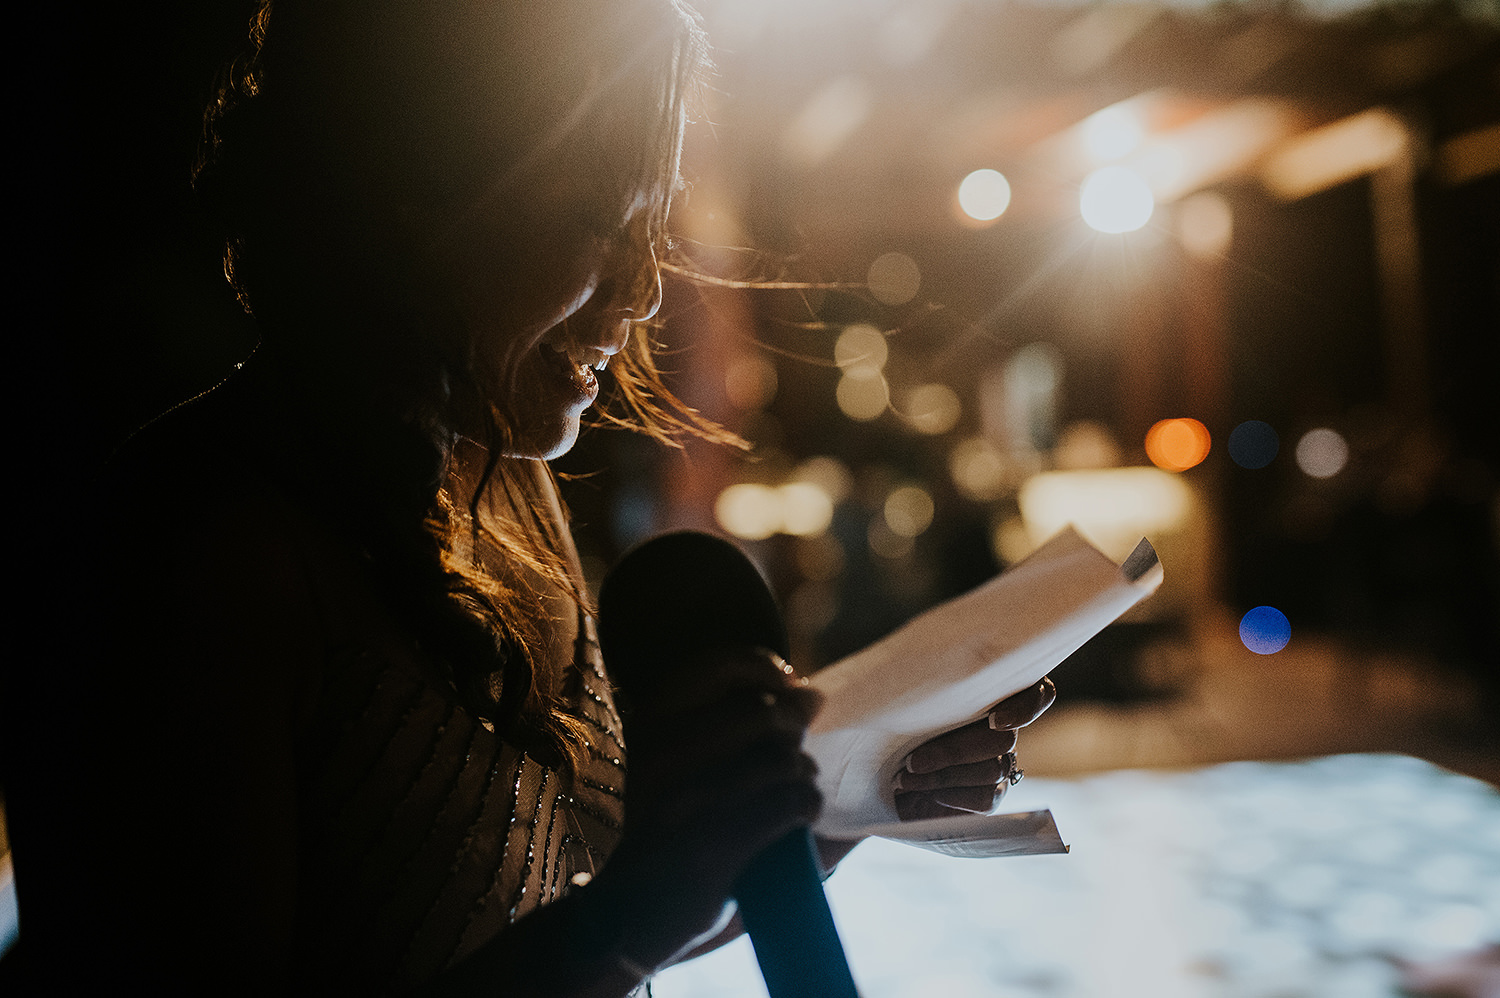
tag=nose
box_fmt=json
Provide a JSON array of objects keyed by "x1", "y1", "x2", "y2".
[{"x1": 610, "y1": 211, "x2": 664, "y2": 323}]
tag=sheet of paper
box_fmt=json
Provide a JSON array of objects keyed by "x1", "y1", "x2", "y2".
[
  {"x1": 805, "y1": 526, "x2": 1163, "y2": 846},
  {"x1": 823, "y1": 808, "x2": 1070, "y2": 858}
]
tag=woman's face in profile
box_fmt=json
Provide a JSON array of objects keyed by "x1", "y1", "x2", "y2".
[
  {"x1": 384, "y1": 1, "x2": 679, "y2": 460},
  {"x1": 431, "y1": 142, "x2": 666, "y2": 461}
]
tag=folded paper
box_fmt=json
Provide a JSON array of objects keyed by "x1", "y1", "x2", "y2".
[{"x1": 805, "y1": 526, "x2": 1163, "y2": 852}]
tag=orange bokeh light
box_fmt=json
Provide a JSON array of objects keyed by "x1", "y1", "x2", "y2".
[{"x1": 1145, "y1": 418, "x2": 1212, "y2": 472}]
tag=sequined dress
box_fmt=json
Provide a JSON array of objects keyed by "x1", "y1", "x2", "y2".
[
  {"x1": 291, "y1": 608, "x2": 629, "y2": 991},
  {"x1": 78, "y1": 382, "x2": 635, "y2": 993}
]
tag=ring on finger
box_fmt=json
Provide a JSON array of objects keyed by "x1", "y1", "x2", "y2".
[{"x1": 1001, "y1": 751, "x2": 1024, "y2": 786}]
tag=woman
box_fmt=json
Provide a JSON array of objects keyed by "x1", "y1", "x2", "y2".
[{"x1": 18, "y1": 0, "x2": 1052, "y2": 991}]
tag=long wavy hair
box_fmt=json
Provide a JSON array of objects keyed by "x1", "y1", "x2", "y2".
[{"x1": 195, "y1": 0, "x2": 734, "y2": 773}]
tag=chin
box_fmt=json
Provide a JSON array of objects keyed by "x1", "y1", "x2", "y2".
[{"x1": 509, "y1": 416, "x2": 583, "y2": 461}]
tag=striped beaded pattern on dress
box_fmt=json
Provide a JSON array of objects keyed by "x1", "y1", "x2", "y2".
[{"x1": 291, "y1": 613, "x2": 627, "y2": 991}]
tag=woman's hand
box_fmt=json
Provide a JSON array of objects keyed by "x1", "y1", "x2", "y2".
[
  {"x1": 591, "y1": 650, "x2": 824, "y2": 970},
  {"x1": 893, "y1": 677, "x2": 1056, "y2": 821}
]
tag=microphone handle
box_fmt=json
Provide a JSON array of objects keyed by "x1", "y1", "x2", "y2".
[{"x1": 733, "y1": 828, "x2": 860, "y2": 998}]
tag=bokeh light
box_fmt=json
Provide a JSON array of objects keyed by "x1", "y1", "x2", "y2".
[
  {"x1": 777, "y1": 481, "x2": 835, "y2": 537},
  {"x1": 1296, "y1": 428, "x2": 1350, "y2": 479},
  {"x1": 867, "y1": 251, "x2": 922, "y2": 305},
  {"x1": 1229, "y1": 420, "x2": 1280, "y2": 469},
  {"x1": 949, "y1": 437, "x2": 1008, "y2": 502},
  {"x1": 792, "y1": 456, "x2": 853, "y2": 506},
  {"x1": 1018, "y1": 467, "x2": 1193, "y2": 561},
  {"x1": 1080, "y1": 166, "x2": 1155, "y2": 233},
  {"x1": 901, "y1": 383, "x2": 962, "y2": 435},
  {"x1": 714, "y1": 480, "x2": 834, "y2": 540},
  {"x1": 1240, "y1": 606, "x2": 1292, "y2": 655},
  {"x1": 868, "y1": 517, "x2": 914, "y2": 560},
  {"x1": 1082, "y1": 105, "x2": 1144, "y2": 162},
  {"x1": 957, "y1": 169, "x2": 1012, "y2": 222},
  {"x1": 1177, "y1": 191, "x2": 1234, "y2": 258},
  {"x1": 835, "y1": 324, "x2": 889, "y2": 370},
  {"x1": 884, "y1": 484, "x2": 935, "y2": 538},
  {"x1": 715, "y1": 483, "x2": 781, "y2": 540},
  {"x1": 1055, "y1": 420, "x2": 1123, "y2": 470},
  {"x1": 1145, "y1": 418, "x2": 1212, "y2": 472},
  {"x1": 836, "y1": 367, "x2": 891, "y2": 421}
]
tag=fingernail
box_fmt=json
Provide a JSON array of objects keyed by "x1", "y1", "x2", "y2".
[{"x1": 988, "y1": 711, "x2": 1018, "y2": 731}]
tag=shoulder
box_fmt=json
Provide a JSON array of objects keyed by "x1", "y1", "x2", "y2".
[{"x1": 90, "y1": 379, "x2": 340, "y2": 723}]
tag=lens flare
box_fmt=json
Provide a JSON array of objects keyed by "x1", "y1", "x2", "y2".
[{"x1": 1080, "y1": 166, "x2": 1155, "y2": 233}]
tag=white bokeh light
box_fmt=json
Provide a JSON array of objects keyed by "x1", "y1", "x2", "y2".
[
  {"x1": 957, "y1": 169, "x2": 1012, "y2": 222},
  {"x1": 1080, "y1": 166, "x2": 1155, "y2": 233},
  {"x1": 1296, "y1": 428, "x2": 1350, "y2": 479}
]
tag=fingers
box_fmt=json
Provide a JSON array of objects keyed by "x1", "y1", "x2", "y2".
[
  {"x1": 894, "y1": 756, "x2": 1005, "y2": 793},
  {"x1": 623, "y1": 648, "x2": 820, "y2": 730},
  {"x1": 617, "y1": 646, "x2": 824, "y2": 866},
  {"x1": 894, "y1": 752, "x2": 1020, "y2": 820},
  {"x1": 898, "y1": 678, "x2": 1054, "y2": 775},
  {"x1": 894, "y1": 783, "x2": 1005, "y2": 820},
  {"x1": 903, "y1": 720, "x2": 1016, "y2": 775},
  {"x1": 987, "y1": 676, "x2": 1056, "y2": 730}
]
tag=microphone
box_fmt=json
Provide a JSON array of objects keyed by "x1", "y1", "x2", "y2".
[{"x1": 598, "y1": 532, "x2": 859, "y2": 998}]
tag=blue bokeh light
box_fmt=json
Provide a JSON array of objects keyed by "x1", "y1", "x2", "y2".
[
  {"x1": 1240, "y1": 606, "x2": 1291, "y2": 655},
  {"x1": 1229, "y1": 420, "x2": 1279, "y2": 469}
]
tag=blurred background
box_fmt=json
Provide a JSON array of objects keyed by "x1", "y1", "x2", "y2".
[
  {"x1": 554, "y1": 0, "x2": 1500, "y2": 780},
  {"x1": 15, "y1": 0, "x2": 1500, "y2": 992}
]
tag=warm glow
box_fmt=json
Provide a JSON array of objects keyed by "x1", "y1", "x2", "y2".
[
  {"x1": 781, "y1": 75, "x2": 872, "y2": 168},
  {"x1": 1018, "y1": 467, "x2": 1193, "y2": 563},
  {"x1": 836, "y1": 367, "x2": 890, "y2": 421},
  {"x1": 867, "y1": 252, "x2": 921, "y2": 306},
  {"x1": 884, "y1": 484, "x2": 935, "y2": 538},
  {"x1": 902, "y1": 384, "x2": 962, "y2": 435},
  {"x1": 1145, "y1": 418, "x2": 1212, "y2": 472},
  {"x1": 1080, "y1": 166, "x2": 1155, "y2": 233},
  {"x1": 949, "y1": 437, "x2": 1008, "y2": 502},
  {"x1": 1295, "y1": 428, "x2": 1349, "y2": 479},
  {"x1": 715, "y1": 483, "x2": 781, "y2": 540},
  {"x1": 778, "y1": 482, "x2": 835, "y2": 537},
  {"x1": 724, "y1": 353, "x2": 778, "y2": 410},
  {"x1": 835, "y1": 324, "x2": 888, "y2": 370},
  {"x1": 1263, "y1": 108, "x2": 1407, "y2": 201},
  {"x1": 957, "y1": 169, "x2": 1012, "y2": 222},
  {"x1": 1082, "y1": 106, "x2": 1144, "y2": 162},
  {"x1": 792, "y1": 456, "x2": 853, "y2": 506},
  {"x1": 1177, "y1": 192, "x2": 1233, "y2": 259}
]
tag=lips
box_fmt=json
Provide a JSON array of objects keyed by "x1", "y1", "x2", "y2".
[{"x1": 538, "y1": 341, "x2": 604, "y2": 398}]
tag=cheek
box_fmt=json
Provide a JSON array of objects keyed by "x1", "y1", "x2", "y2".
[{"x1": 448, "y1": 222, "x2": 606, "y2": 341}]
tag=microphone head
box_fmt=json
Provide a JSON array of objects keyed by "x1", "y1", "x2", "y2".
[{"x1": 598, "y1": 531, "x2": 789, "y2": 691}]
